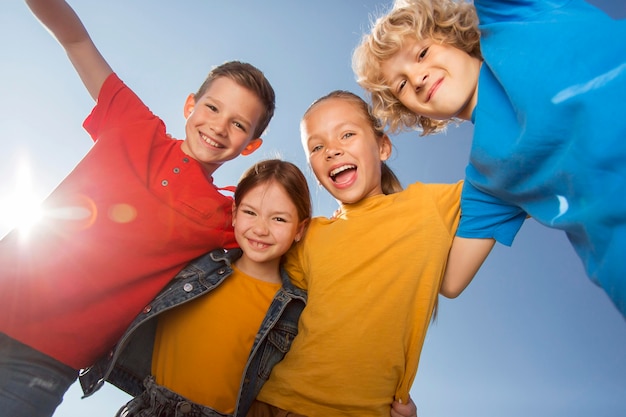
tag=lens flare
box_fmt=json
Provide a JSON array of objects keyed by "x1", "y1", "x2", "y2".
[{"x1": 0, "y1": 159, "x2": 43, "y2": 237}]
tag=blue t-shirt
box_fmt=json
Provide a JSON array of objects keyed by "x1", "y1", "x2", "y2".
[{"x1": 457, "y1": 0, "x2": 626, "y2": 315}]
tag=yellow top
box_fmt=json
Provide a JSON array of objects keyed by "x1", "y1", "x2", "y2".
[
  {"x1": 258, "y1": 182, "x2": 462, "y2": 416},
  {"x1": 152, "y1": 264, "x2": 280, "y2": 412}
]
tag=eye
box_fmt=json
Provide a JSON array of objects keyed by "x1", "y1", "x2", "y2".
[
  {"x1": 233, "y1": 121, "x2": 247, "y2": 132},
  {"x1": 341, "y1": 132, "x2": 355, "y2": 140},
  {"x1": 273, "y1": 216, "x2": 287, "y2": 223},
  {"x1": 418, "y1": 47, "x2": 429, "y2": 61},
  {"x1": 241, "y1": 209, "x2": 256, "y2": 216},
  {"x1": 397, "y1": 80, "x2": 407, "y2": 94},
  {"x1": 206, "y1": 104, "x2": 218, "y2": 112},
  {"x1": 310, "y1": 144, "x2": 323, "y2": 154}
]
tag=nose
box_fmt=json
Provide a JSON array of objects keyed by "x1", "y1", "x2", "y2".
[
  {"x1": 252, "y1": 218, "x2": 269, "y2": 236},
  {"x1": 412, "y1": 70, "x2": 428, "y2": 91},
  {"x1": 211, "y1": 116, "x2": 228, "y2": 137},
  {"x1": 325, "y1": 147, "x2": 343, "y2": 160}
]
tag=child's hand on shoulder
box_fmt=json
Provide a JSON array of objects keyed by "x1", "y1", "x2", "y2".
[{"x1": 330, "y1": 206, "x2": 342, "y2": 219}]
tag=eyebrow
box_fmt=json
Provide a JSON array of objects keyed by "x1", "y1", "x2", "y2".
[
  {"x1": 239, "y1": 202, "x2": 294, "y2": 219},
  {"x1": 271, "y1": 211, "x2": 294, "y2": 219},
  {"x1": 302, "y1": 136, "x2": 323, "y2": 148},
  {"x1": 205, "y1": 95, "x2": 253, "y2": 127},
  {"x1": 304, "y1": 119, "x2": 360, "y2": 142}
]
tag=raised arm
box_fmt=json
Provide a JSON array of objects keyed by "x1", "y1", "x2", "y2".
[
  {"x1": 440, "y1": 236, "x2": 495, "y2": 298},
  {"x1": 26, "y1": 0, "x2": 112, "y2": 100}
]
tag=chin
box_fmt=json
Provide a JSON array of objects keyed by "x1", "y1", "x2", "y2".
[{"x1": 335, "y1": 194, "x2": 362, "y2": 205}]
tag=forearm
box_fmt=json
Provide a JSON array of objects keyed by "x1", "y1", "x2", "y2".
[
  {"x1": 26, "y1": 0, "x2": 89, "y2": 45},
  {"x1": 25, "y1": 0, "x2": 112, "y2": 100},
  {"x1": 440, "y1": 236, "x2": 495, "y2": 298}
]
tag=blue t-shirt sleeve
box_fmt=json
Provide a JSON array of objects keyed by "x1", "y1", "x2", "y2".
[
  {"x1": 456, "y1": 180, "x2": 527, "y2": 246},
  {"x1": 474, "y1": 0, "x2": 569, "y2": 24}
]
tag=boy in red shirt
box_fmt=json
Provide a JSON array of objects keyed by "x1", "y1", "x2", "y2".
[{"x1": 0, "y1": 1, "x2": 275, "y2": 416}]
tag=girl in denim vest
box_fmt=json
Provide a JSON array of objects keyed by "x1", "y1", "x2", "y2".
[{"x1": 80, "y1": 159, "x2": 311, "y2": 417}]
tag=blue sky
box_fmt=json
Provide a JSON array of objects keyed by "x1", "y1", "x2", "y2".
[{"x1": 1, "y1": 1, "x2": 625, "y2": 416}]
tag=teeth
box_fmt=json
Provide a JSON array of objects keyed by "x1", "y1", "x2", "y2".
[
  {"x1": 330, "y1": 165, "x2": 355, "y2": 178},
  {"x1": 200, "y1": 133, "x2": 221, "y2": 148},
  {"x1": 249, "y1": 239, "x2": 269, "y2": 249}
]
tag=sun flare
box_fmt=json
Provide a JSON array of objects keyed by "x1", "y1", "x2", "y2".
[{"x1": 0, "y1": 159, "x2": 43, "y2": 236}]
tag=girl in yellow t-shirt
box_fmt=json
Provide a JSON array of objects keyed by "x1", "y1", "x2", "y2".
[
  {"x1": 248, "y1": 91, "x2": 493, "y2": 417},
  {"x1": 113, "y1": 159, "x2": 312, "y2": 417}
]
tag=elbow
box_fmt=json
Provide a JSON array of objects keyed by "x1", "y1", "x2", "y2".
[{"x1": 439, "y1": 283, "x2": 462, "y2": 299}]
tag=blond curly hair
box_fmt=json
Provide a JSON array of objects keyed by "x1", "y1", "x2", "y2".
[{"x1": 353, "y1": 0, "x2": 481, "y2": 135}]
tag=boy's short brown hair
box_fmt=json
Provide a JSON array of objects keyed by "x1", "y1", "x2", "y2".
[
  {"x1": 196, "y1": 61, "x2": 276, "y2": 139},
  {"x1": 353, "y1": 0, "x2": 481, "y2": 135}
]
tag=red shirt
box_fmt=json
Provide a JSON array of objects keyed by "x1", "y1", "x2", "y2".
[{"x1": 0, "y1": 74, "x2": 236, "y2": 368}]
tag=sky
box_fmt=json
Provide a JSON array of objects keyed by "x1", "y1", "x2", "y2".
[{"x1": 1, "y1": 1, "x2": 625, "y2": 416}]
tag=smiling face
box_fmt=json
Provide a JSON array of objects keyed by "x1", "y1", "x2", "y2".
[
  {"x1": 380, "y1": 38, "x2": 481, "y2": 121},
  {"x1": 232, "y1": 180, "x2": 306, "y2": 277},
  {"x1": 302, "y1": 97, "x2": 391, "y2": 205},
  {"x1": 181, "y1": 76, "x2": 264, "y2": 175}
]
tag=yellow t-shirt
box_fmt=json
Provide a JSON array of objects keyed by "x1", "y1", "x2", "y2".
[
  {"x1": 152, "y1": 264, "x2": 281, "y2": 412},
  {"x1": 258, "y1": 182, "x2": 462, "y2": 417}
]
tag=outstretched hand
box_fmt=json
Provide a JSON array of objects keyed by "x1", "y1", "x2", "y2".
[{"x1": 391, "y1": 396, "x2": 417, "y2": 417}]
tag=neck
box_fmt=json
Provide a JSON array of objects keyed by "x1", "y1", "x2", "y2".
[
  {"x1": 234, "y1": 256, "x2": 282, "y2": 284},
  {"x1": 180, "y1": 139, "x2": 219, "y2": 177}
]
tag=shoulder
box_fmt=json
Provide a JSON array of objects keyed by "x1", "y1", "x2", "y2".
[
  {"x1": 180, "y1": 248, "x2": 242, "y2": 273},
  {"x1": 475, "y1": 0, "x2": 570, "y2": 24},
  {"x1": 302, "y1": 215, "x2": 336, "y2": 229},
  {"x1": 210, "y1": 247, "x2": 242, "y2": 264},
  {"x1": 84, "y1": 73, "x2": 158, "y2": 135},
  {"x1": 95, "y1": 73, "x2": 129, "y2": 102},
  {"x1": 405, "y1": 180, "x2": 463, "y2": 198},
  {"x1": 279, "y1": 266, "x2": 307, "y2": 300}
]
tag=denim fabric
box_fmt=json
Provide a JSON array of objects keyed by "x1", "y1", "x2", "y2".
[
  {"x1": 0, "y1": 333, "x2": 77, "y2": 417},
  {"x1": 116, "y1": 376, "x2": 228, "y2": 417},
  {"x1": 80, "y1": 248, "x2": 306, "y2": 417}
]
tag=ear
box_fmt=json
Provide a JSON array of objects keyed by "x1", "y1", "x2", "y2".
[
  {"x1": 379, "y1": 134, "x2": 392, "y2": 162},
  {"x1": 231, "y1": 201, "x2": 237, "y2": 227},
  {"x1": 183, "y1": 93, "x2": 196, "y2": 118},
  {"x1": 241, "y1": 138, "x2": 263, "y2": 156},
  {"x1": 294, "y1": 219, "x2": 308, "y2": 243}
]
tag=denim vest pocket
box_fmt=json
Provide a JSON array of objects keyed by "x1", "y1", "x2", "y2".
[{"x1": 256, "y1": 322, "x2": 299, "y2": 380}]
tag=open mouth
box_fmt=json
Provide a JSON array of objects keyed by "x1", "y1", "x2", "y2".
[
  {"x1": 200, "y1": 132, "x2": 223, "y2": 148},
  {"x1": 330, "y1": 164, "x2": 356, "y2": 183},
  {"x1": 248, "y1": 238, "x2": 270, "y2": 249}
]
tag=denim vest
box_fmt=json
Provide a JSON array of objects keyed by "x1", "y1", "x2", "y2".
[{"x1": 78, "y1": 248, "x2": 306, "y2": 417}]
